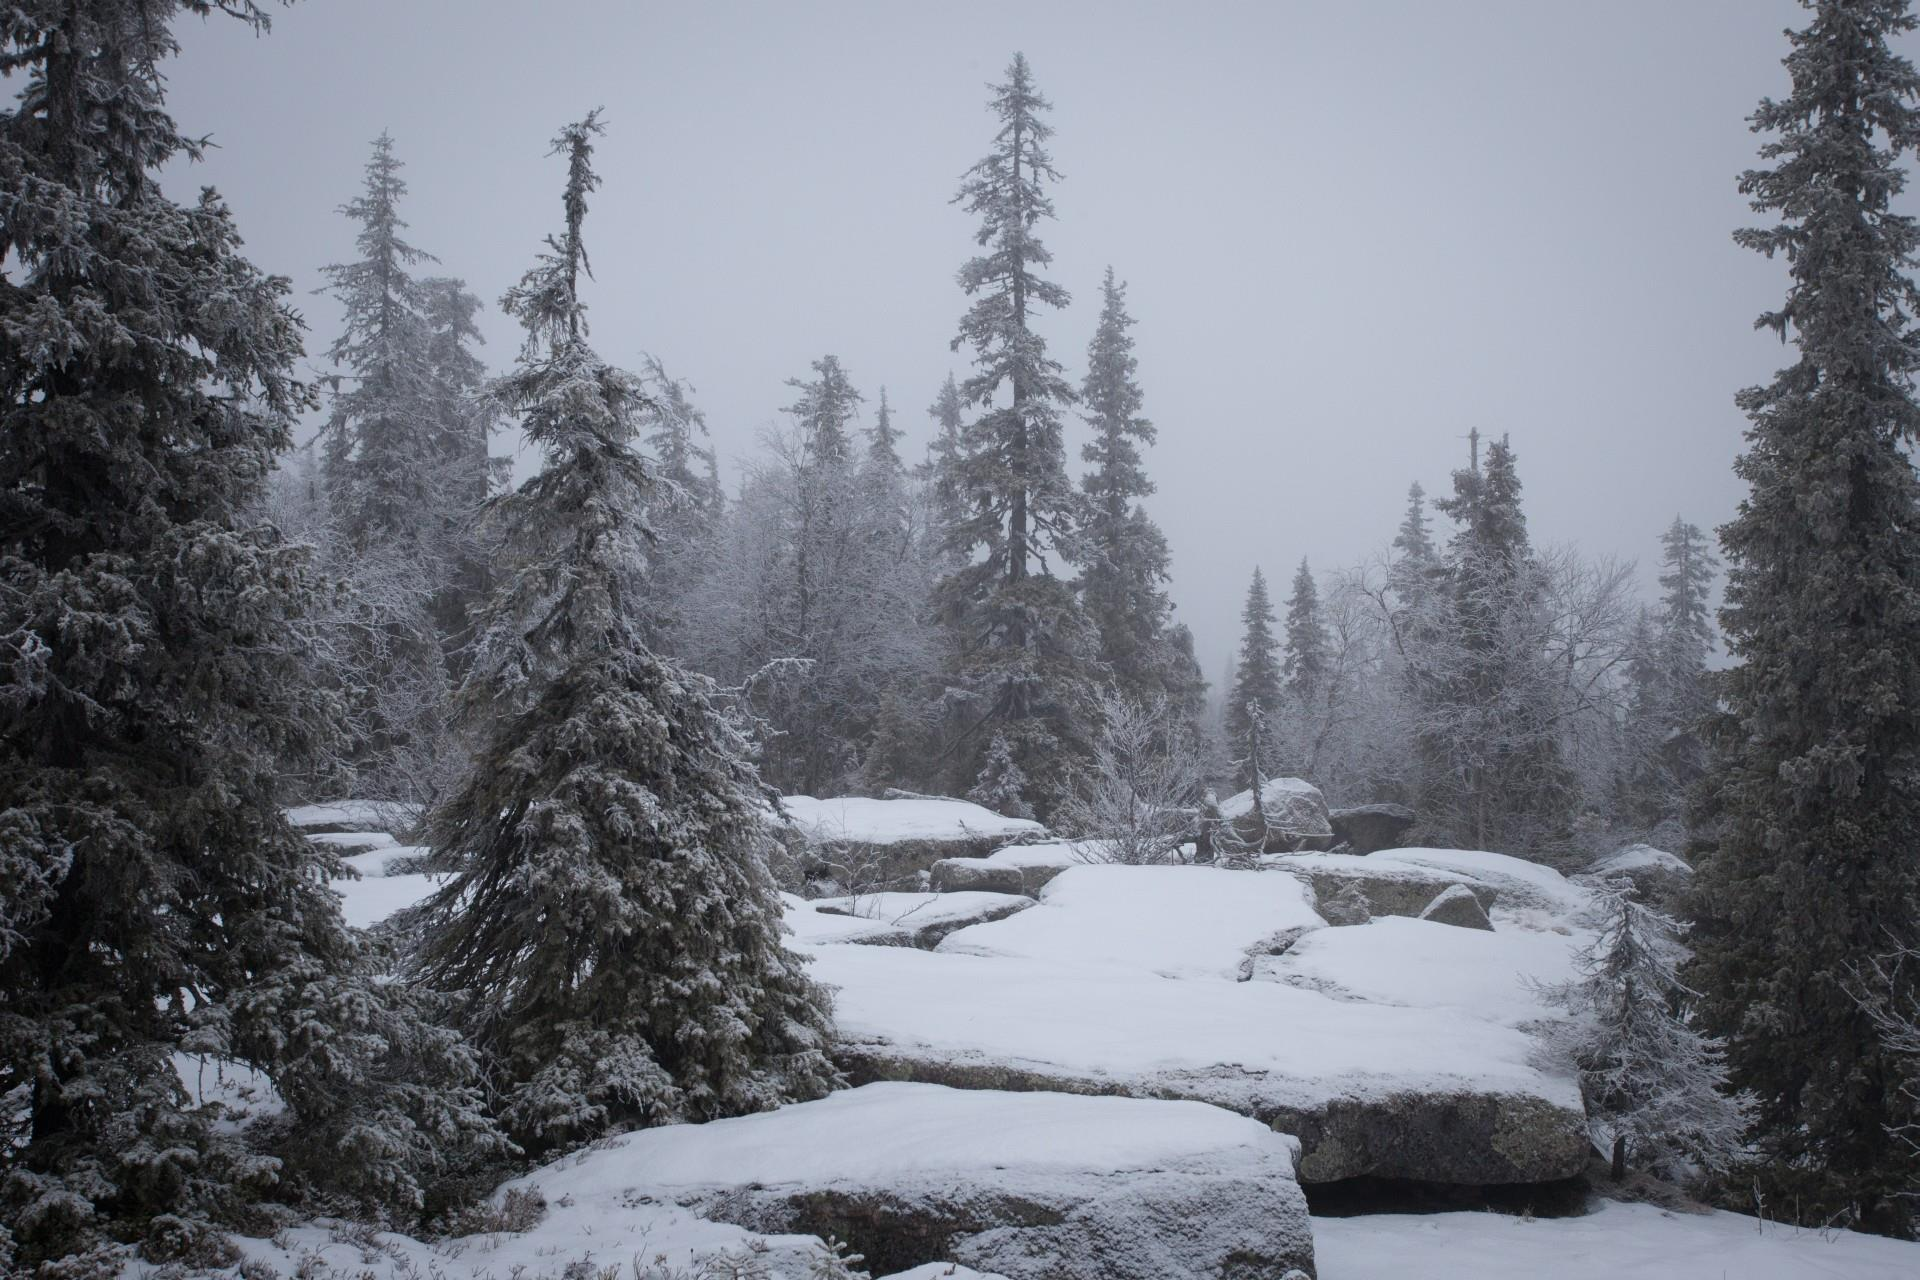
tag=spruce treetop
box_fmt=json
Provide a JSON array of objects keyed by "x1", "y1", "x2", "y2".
[{"x1": 785, "y1": 353, "x2": 863, "y2": 465}]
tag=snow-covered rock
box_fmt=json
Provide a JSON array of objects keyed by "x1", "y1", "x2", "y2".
[
  {"x1": 780, "y1": 795, "x2": 1047, "y2": 896},
  {"x1": 782, "y1": 795, "x2": 1045, "y2": 847},
  {"x1": 1282, "y1": 847, "x2": 1587, "y2": 928},
  {"x1": 1312, "y1": 1198, "x2": 1920, "y2": 1280},
  {"x1": 1214, "y1": 776, "x2": 1334, "y2": 852},
  {"x1": 1327, "y1": 802, "x2": 1417, "y2": 853},
  {"x1": 783, "y1": 893, "x2": 915, "y2": 947},
  {"x1": 569, "y1": 1082, "x2": 1314, "y2": 1280},
  {"x1": 1252, "y1": 915, "x2": 1580, "y2": 1028},
  {"x1": 285, "y1": 799, "x2": 421, "y2": 834},
  {"x1": 879, "y1": 1267, "x2": 1014, "y2": 1280},
  {"x1": 1587, "y1": 843, "x2": 1692, "y2": 904},
  {"x1": 936, "y1": 864, "x2": 1323, "y2": 980},
  {"x1": 338, "y1": 843, "x2": 430, "y2": 879},
  {"x1": 929, "y1": 839, "x2": 1094, "y2": 896},
  {"x1": 1421, "y1": 882, "x2": 1495, "y2": 930},
  {"x1": 808, "y1": 942, "x2": 1588, "y2": 1184},
  {"x1": 812, "y1": 891, "x2": 1034, "y2": 948}
]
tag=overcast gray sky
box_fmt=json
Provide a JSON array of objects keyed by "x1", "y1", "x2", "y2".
[{"x1": 163, "y1": 0, "x2": 1875, "y2": 677}]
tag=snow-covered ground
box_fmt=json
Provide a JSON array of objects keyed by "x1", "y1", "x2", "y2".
[
  {"x1": 1313, "y1": 1200, "x2": 1920, "y2": 1279},
  {"x1": 780, "y1": 794, "x2": 1044, "y2": 845}
]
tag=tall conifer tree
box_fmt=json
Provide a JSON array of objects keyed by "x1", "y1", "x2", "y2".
[
  {"x1": 418, "y1": 114, "x2": 835, "y2": 1151},
  {"x1": 1227, "y1": 567, "x2": 1283, "y2": 792},
  {"x1": 0, "y1": 6, "x2": 496, "y2": 1263},
  {"x1": 940, "y1": 53, "x2": 1095, "y2": 810},
  {"x1": 1077, "y1": 266, "x2": 1192, "y2": 713},
  {"x1": 1690, "y1": 0, "x2": 1920, "y2": 1230},
  {"x1": 1282, "y1": 557, "x2": 1329, "y2": 703}
]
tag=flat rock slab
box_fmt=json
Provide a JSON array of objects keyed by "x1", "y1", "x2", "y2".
[
  {"x1": 937, "y1": 864, "x2": 1323, "y2": 980},
  {"x1": 535, "y1": 1082, "x2": 1317, "y2": 1280},
  {"x1": 813, "y1": 891, "x2": 1035, "y2": 949},
  {"x1": 806, "y1": 945, "x2": 1588, "y2": 1185},
  {"x1": 929, "y1": 840, "x2": 1099, "y2": 896},
  {"x1": 782, "y1": 796, "x2": 1046, "y2": 847},
  {"x1": 1252, "y1": 916, "x2": 1579, "y2": 1028}
]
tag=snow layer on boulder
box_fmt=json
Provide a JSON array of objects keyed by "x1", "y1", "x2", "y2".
[
  {"x1": 1312, "y1": 1198, "x2": 1920, "y2": 1280},
  {"x1": 1217, "y1": 776, "x2": 1334, "y2": 848},
  {"x1": 1282, "y1": 847, "x2": 1589, "y2": 926},
  {"x1": 1254, "y1": 915, "x2": 1580, "y2": 1026},
  {"x1": 1375, "y1": 848, "x2": 1589, "y2": 918},
  {"x1": 812, "y1": 944, "x2": 1572, "y2": 1111},
  {"x1": 553, "y1": 1082, "x2": 1312, "y2": 1280},
  {"x1": 1590, "y1": 844, "x2": 1692, "y2": 877},
  {"x1": 937, "y1": 864, "x2": 1322, "y2": 979},
  {"x1": 781, "y1": 795, "x2": 1044, "y2": 845},
  {"x1": 930, "y1": 840, "x2": 1098, "y2": 895},
  {"x1": 285, "y1": 799, "x2": 421, "y2": 832},
  {"x1": 879, "y1": 1267, "x2": 1013, "y2": 1280},
  {"x1": 782, "y1": 893, "x2": 912, "y2": 946},
  {"x1": 339, "y1": 844, "x2": 430, "y2": 878},
  {"x1": 1218, "y1": 775, "x2": 1326, "y2": 824}
]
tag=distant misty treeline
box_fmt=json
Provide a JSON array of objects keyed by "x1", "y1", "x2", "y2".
[{"x1": 282, "y1": 76, "x2": 1707, "y2": 861}]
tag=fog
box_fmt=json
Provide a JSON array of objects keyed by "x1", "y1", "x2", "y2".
[{"x1": 164, "y1": 0, "x2": 1833, "y2": 675}]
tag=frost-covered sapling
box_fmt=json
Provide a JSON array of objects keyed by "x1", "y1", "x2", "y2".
[
  {"x1": 416, "y1": 113, "x2": 836, "y2": 1152},
  {"x1": 1057, "y1": 689, "x2": 1204, "y2": 865},
  {"x1": 1537, "y1": 879, "x2": 1749, "y2": 1182}
]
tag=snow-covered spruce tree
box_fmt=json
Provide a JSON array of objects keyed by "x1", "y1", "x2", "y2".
[
  {"x1": 1537, "y1": 880, "x2": 1749, "y2": 1181},
  {"x1": 920, "y1": 371, "x2": 970, "y2": 566},
  {"x1": 418, "y1": 273, "x2": 504, "y2": 675},
  {"x1": 1282, "y1": 558, "x2": 1329, "y2": 704},
  {"x1": 0, "y1": 5, "x2": 501, "y2": 1265},
  {"x1": 938, "y1": 53, "x2": 1098, "y2": 814},
  {"x1": 1226, "y1": 566, "x2": 1283, "y2": 792},
  {"x1": 416, "y1": 113, "x2": 835, "y2": 1152},
  {"x1": 969, "y1": 732, "x2": 1034, "y2": 820},
  {"x1": 785, "y1": 353, "x2": 863, "y2": 465},
  {"x1": 1075, "y1": 267, "x2": 1198, "y2": 721},
  {"x1": 1621, "y1": 518, "x2": 1719, "y2": 834},
  {"x1": 1428, "y1": 431, "x2": 1578, "y2": 851},
  {"x1": 315, "y1": 133, "x2": 459, "y2": 799},
  {"x1": 866, "y1": 385, "x2": 904, "y2": 472},
  {"x1": 636, "y1": 353, "x2": 721, "y2": 652},
  {"x1": 1689, "y1": 0, "x2": 1920, "y2": 1233}
]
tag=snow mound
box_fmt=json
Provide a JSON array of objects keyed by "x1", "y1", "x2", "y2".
[
  {"x1": 1254, "y1": 915, "x2": 1581, "y2": 1026},
  {"x1": 521, "y1": 1082, "x2": 1313, "y2": 1279},
  {"x1": 334, "y1": 870, "x2": 444, "y2": 930},
  {"x1": 781, "y1": 795, "x2": 1044, "y2": 846},
  {"x1": 1590, "y1": 844, "x2": 1692, "y2": 876},
  {"x1": 937, "y1": 863, "x2": 1321, "y2": 979},
  {"x1": 1312, "y1": 1198, "x2": 1920, "y2": 1280}
]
